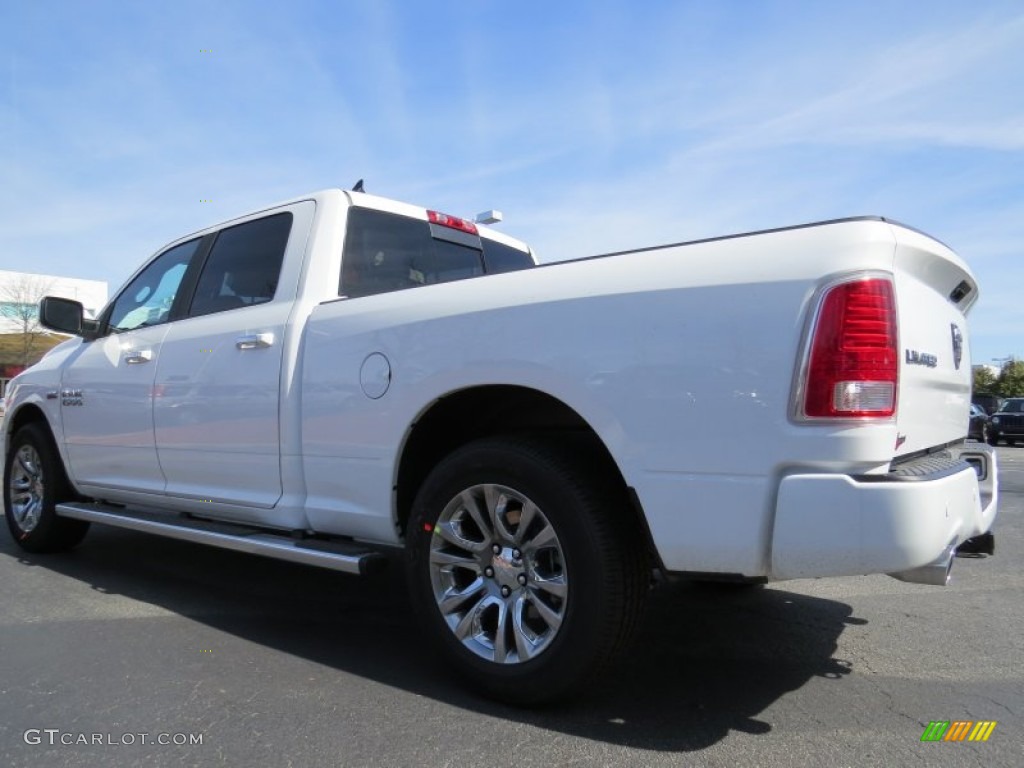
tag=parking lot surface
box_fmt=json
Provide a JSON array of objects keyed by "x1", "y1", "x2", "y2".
[{"x1": 2, "y1": 446, "x2": 1021, "y2": 767}]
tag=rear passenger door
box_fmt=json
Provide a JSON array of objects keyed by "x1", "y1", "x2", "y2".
[{"x1": 153, "y1": 203, "x2": 313, "y2": 512}]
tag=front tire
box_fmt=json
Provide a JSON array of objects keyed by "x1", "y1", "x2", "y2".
[
  {"x1": 987, "y1": 432, "x2": 1000, "y2": 446},
  {"x1": 406, "y1": 436, "x2": 648, "y2": 705},
  {"x1": 4, "y1": 423, "x2": 89, "y2": 553}
]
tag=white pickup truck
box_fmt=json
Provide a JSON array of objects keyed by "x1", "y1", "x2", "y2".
[{"x1": 3, "y1": 188, "x2": 998, "y2": 704}]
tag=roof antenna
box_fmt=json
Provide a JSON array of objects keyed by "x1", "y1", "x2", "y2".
[{"x1": 352, "y1": 179, "x2": 365, "y2": 193}]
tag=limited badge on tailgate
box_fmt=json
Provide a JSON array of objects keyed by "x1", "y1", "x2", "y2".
[{"x1": 905, "y1": 349, "x2": 938, "y2": 368}]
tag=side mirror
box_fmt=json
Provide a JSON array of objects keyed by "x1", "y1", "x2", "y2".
[{"x1": 39, "y1": 296, "x2": 85, "y2": 335}]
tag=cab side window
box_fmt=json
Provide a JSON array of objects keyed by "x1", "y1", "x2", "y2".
[
  {"x1": 189, "y1": 213, "x2": 293, "y2": 318},
  {"x1": 106, "y1": 239, "x2": 201, "y2": 333}
]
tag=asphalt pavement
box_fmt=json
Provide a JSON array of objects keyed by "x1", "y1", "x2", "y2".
[{"x1": 1, "y1": 446, "x2": 1021, "y2": 767}]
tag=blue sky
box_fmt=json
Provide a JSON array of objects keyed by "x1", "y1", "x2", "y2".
[{"x1": 2, "y1": 0, "x2": 1022, "y2": 365}]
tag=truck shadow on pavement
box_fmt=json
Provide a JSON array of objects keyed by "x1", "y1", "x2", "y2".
[{"x1": 7, "y1": 526, "x2": 860, "y2": 753}]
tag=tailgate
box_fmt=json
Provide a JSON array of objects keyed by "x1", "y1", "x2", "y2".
[{"x1": 889, "y1": 223, "x2": 977, "y2": 456}]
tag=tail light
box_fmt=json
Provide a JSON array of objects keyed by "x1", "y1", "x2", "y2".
[
  {"x1": 800, "y1": 275, "x2": 898, "y2": 419},
  {"x1": 427, "y1": 210, "x2": 478, "y2": 236}
]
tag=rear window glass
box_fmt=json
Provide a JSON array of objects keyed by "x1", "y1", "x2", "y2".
[
  {"x1": 342, "y1": 208, "x2": 534, "y2": 298},
  {"x1": 482, "y1": 239, "x2": 533, "y2": 273},
  {"x1": 341, "y1": 208, "x2": 484, "y2": 298}
]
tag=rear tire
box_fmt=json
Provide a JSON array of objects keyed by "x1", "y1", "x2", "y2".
[
  {"x1": 4, "y1": 423, "x2": 89, "y2": 553},
  {"x1": 406, "y1": 436, "x2": 648, "y2": 705}
]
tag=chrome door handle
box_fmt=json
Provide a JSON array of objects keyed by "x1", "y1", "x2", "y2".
[
  {"x1": 124, "y1": 349, "x2": 154, "y2": 364},
  {"x1": 236, "y1": 332, "x2": 274, "y2": 350}
]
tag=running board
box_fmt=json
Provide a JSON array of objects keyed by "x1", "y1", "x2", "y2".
[{"x1": 55, "y1": 502, "x2": 387, "y2": 575}]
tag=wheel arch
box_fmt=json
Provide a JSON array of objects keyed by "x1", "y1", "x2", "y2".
[
  {"x1": 4, "y1": 403, "x2": 76, "y2": 491},
  {"x1": 3, "y1": 405, "x2": 89, "y2": 551},
  {"x1": 5, "y1": 403, "x2": 54, "y2": 455},
  {"x1": 394, "y1": 384, "x2": 661, "y2": 568}
]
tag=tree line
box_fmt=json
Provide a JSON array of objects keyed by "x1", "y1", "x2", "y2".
[{"x1": 974, "y1": 359, "x2": 1024, "y2": 398}]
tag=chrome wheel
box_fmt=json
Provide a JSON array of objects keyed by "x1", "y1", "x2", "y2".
[
  {"x1": 9, "y1": 444, "x2": 45, "y2": 533},
  {"x1": 428, "y1": 483, "x2": 568, "y2": 664},
  {"x1": 4, "y1": 423, "x2": 89, "y2": 552},
  {"x1": 409, "y1": 437, "x2": 649, "y2": 703}
]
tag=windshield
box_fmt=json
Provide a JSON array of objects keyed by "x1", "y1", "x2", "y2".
[{"x1": 998, "y1": 400, "x2": 1024, "y2": 414}]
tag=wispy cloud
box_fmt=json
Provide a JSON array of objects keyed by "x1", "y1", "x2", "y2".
[{"x1": 1, "y1": 1, "x2": 1021, "y2": 364}]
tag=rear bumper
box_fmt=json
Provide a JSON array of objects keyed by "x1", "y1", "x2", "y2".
[{"x1": 771, "y1": 444, "x2": 998, "y2": 579}]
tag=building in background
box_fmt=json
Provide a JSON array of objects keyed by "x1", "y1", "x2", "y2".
[{"x1": 0, "y1": 269, "x2": 108, "y2": 396}]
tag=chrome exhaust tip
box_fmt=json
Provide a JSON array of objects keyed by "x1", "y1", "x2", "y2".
[{"x1": 888, "y1": 543, "x2": 956, "y2": 586}]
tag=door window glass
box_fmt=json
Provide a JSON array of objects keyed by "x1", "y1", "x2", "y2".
[
  {"x1": 107, "y1": 239, "x2": 200, "y2": 333},
  {"x1": 189, "y1": 213, "x2": 293, "y2": 317}
]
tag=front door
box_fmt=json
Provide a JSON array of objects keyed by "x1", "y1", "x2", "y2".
[{"x1": 60, "y1": 238, "x2": 201, "y2": 493}]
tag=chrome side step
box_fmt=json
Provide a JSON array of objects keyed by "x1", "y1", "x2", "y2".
[{"x1": 55, "y1": 502, "x2": 387, "y2": 575}]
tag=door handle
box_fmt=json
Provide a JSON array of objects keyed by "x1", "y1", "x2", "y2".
[
  {"x1": 124, "y1": 349, "x2": 154, "y2": 365},
  {"x1": 236, "y1": 332, "x2": 274, "y2": 350}
]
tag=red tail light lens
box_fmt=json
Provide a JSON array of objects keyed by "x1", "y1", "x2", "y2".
[
  {"x1": 803, "y1": 276, "x2": 898, "y2": 418},
  {"x1": 427, "y1": 210, "x2": 478, "y2": 236}
]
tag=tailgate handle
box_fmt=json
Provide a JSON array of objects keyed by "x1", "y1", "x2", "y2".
[{"x1": 236, "y1": 333, "x2": 274, "y2": 350}]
